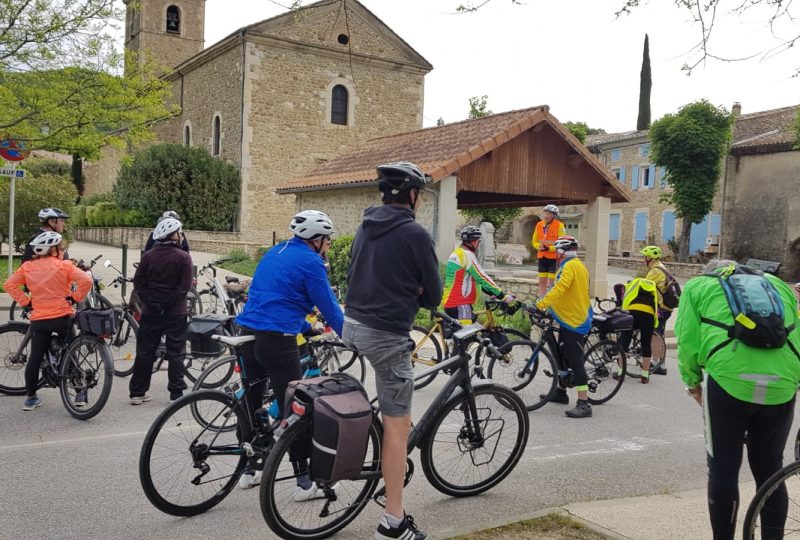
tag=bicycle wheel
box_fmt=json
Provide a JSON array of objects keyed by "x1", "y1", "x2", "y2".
[
  {"x1": 421, "y1": 384, "x2": 529, "y2": 497},
  {"x1": 140, "y1": 390, "x2": 248, "y2": 516},
  {"x1": 487, "y1": 339, "x2": 557, "y2": 411},
  {"x1": 410, "y1": 324, "x2": 442, "y2": 390},
  {"x1": 742, "y1": 459, "x2": 800, "y2": 539},
  {"x1": 626, "y1": 331, "x2": 644, "y2": 378},
  {"x1": 191, "y1": 354, "x2": 237, "y2": 390},
  {"x1": 315, "y1": 341, "x2": 366, "y2": 383},
  {"x1": 474, "y1": 327, "x2": 530, "y2": 371},
  {"x1": 259, "y1": 415, "x2": 382, "y2": 540},
  {"x1": 795, "y1": 428, "x2": 800, "y2": 462},
  {"x1": 8, "y1": 301, "x2": 29, "y2": 321},
  {"x1": 584, "y1": 339, "x2": 626, "y2": 405},
  {"x1": 0, "y1": 323, "x2": 32, "y2": 396},
  {"x1": 199, "y1": 288, "x2": 227, "y2": 315},
  {"x1": 110, "y1": 310, "x2": 139, "y2": 377},
  {"x1": 649, "y1": 332, "x2": 667, "y2": 374},
  {"x1": 59, "y1": 334, "x2": 114, "y2": 420}
]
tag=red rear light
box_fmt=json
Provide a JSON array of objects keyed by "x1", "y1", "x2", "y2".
[
  {"x1": 291, "y1": 401, "x2": 307, "y2": 416},
  {"x1": 234, "y1": 364, "x2": 241, "y2": 373}
]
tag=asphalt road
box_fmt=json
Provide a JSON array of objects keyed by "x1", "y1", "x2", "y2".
[{"x1": 2, "y1": 242, "x2": 799, "y2": 540}]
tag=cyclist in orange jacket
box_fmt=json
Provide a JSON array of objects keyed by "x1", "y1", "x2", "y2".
[{"x1": 532, "y1": 204, "x2": 566, "y2": 297}]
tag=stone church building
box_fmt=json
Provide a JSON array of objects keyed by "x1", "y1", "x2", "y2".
[{"x1": 85, "y1": 0, "x2": 432, "y2": 242}]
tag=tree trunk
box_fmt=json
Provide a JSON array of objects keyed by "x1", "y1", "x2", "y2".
[
  {"x1": 71, "y1": 154, "x2": 84, "y2": 197},
  {"x1": 678, "y1": 217, "x2": 692, "y2": 262}
]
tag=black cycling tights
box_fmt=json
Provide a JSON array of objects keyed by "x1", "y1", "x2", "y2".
[
  {"x1": 705, "y1": 375, "x2": 795, "y2": 540},
  {"x1": 238, "y1": 328, "x2": 301, "y2": 420}
]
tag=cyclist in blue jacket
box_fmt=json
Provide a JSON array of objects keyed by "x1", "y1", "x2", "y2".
[{"x1": 234, "y1": 210, "x2": 344, "y2": 493}]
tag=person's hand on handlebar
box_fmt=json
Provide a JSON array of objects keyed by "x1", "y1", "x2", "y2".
[{"x1": 501, "y1": 293, "x2": 516, "y2": 305}]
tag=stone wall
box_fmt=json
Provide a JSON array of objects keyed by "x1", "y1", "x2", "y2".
[
  {"x1": 492, "y1": 277, "x2": 539, "y2": 301},
  {"x1": 127, "y1": 0, "x2": 205, "y2": 72},
  {"x1": 607, "y1": 256, "x2": 704, "y2": 278},
  {"x1": 721, "y1": 151, "x2": 800, "y2": 280},
  {"x1": 73, "y1": 227, "x2": 266, "y2": 257},
  {"x1": 84, "y1": 146, "x2": 124, "y2": 196}
]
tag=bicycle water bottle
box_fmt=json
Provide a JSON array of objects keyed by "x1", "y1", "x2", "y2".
[{"x1": 267, "y1": 399, "x2": 279, "y2": 419}]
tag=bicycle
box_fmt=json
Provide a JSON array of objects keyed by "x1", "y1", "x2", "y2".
[
  {"x1": 741, "y1": 456, "x2": 800, "y2": 539},
  {"x1": 487, "y1": 302, "x2": 626, "y2": 410},
  {"x1": 195, "y1": 259, "x2": 238, "y2": 316},
  {"x1": 410, "y1": 299, "x2": 531, "y2": 389},
  {"x1": 101, "y1": 259, "x2": 141, "y2": 377},
  {"x1": 191, "y1": 331, "x2": 366, "y2": 395},
  {"x1": 0, "y1": 313, "x2": 114, "y2": 420},
  {"x1": 258, "y1": 314, "x2": 530, "y2": 540}
]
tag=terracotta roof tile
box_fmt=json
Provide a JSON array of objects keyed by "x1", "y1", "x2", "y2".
[{"x1": 730, "y1": 104, "x2": 799, "y2": 155}]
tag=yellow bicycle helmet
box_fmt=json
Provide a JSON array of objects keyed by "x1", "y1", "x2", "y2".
[{"x1": 640, "y1": 245, "x2": 662, "y2": 260}]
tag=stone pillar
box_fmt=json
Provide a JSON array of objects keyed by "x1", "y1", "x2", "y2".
[
  {"x1": 478, "y1": 221, "x2": 496, "y2": 268},
  {"x1": 584, "y1": 196, "x2": 610, "y2": 298},
  {"x1": 435, "y1": 175, "x2": 458, "y2": 262}
]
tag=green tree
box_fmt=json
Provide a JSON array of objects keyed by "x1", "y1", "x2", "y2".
[
  {"x1": 649, "y1": 100, "x2": 732, "y2": 261},
  {"x1": 468, "y1": 95, "x2": 492, "y2": 118},
  {"x1": 637, "y1": 34, "x2": 651, "y2": 131},
  {"x1": 113, "y1": 144, "x2": 241, "y2": 232},
  {"x1": 460, "y1": 207, "x2": 523, "y2": 230},
  {"x1": 563, "y1": 121, "x2": 606, "y2": 144}
]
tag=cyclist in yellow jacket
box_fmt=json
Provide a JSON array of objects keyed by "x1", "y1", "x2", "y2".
[
  {"x1": 618, "y1": 275, "x2": 659, "y2": 383},
  {"x1": 640, "y1": 245, "x2": 672, "y2": 375},
  {"x1": 535, "y1": 235, "x2": 594, "y2": 418},
  {"x1": 443, "y1": 226, "x2": 515, "y2": 323},
  {"x1": 532, "y1": 204, "x2": 566, "y2": 297}
]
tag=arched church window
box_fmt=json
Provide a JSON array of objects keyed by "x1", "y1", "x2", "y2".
[
  {"x1": 331, "y1": 85, "x2": 348, "y2": 125},
  {"x1": 166, "y1": 5, "x2": 181, "y2": 34}
]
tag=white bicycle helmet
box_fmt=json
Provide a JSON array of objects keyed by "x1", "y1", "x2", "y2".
[
  {"x1": 153, "y1": 217, "x2": 182, "y2": 241},
  {"x1": 30, "y1": 231, "x2": 63, "y2": 255},
  {"x1": 553, "y1": 235, "x2": 578, "y2": 252},
  {"x1": 38, "y1": 207, "x2": 69, "y2": 222},
  {"x1": 290, "y1": 210, "x2": 334, "y2": 240},
  {"x1": 543, "y1": 204, "x2": 559, "y2": 216}
]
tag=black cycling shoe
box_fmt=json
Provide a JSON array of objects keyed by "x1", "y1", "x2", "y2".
[
  {"x1": 542, "y1": 389, "x2": 569, "y2": 405},
  {"x1": 375, "y1": 514, "x2": 427, "y2": 540},
  {"x1": 652, "y1": 365, "x2": 667, "y2": 376}
]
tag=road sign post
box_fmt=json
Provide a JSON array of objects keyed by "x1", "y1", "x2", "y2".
[{"x1": 0, "y1": 138, "x2": 31, "y2": 278}]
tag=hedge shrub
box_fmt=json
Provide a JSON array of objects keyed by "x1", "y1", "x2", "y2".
[
  {"x1": 0, "y1": 174, "x2": 77, "y2": 252},
  {"x1": 113, "y1": 144, "x2": 240, "y2": 231}
]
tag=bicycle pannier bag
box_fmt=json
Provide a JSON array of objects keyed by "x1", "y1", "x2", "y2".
[
  {"x1": 188, "y1": 313, "x2": 230, "y2": 356},
  {"x1": 77, "y1": 308, "x2": 119, "y2": 336},
  {"x1": 284, "y1": 373, "x2": 372, "y2": 483},
  {"x1": 597, "y1": 309, "x2": 634, "y2": 334},
  {"x1": 701, "y1": 264, "x2": 793, "y2": 351}
]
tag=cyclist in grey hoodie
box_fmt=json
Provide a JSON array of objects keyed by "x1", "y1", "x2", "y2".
[{"x1": 344, "y1": 161, "x2": 442, "y2": 540}]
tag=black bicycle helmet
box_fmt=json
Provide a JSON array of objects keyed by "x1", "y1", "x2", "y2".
[
  {"x1": 376, "y1": 161, "x2": 429, "y2": 195},
  {"x1": 460, "y1": 225, "x2": 482, "y2": 243}
]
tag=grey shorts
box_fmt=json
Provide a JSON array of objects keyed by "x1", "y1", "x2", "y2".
[{"x1": 343, "y1": 318, "x2": 414, "y2": 417}]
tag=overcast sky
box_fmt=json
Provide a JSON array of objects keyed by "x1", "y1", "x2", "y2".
[{"x1": 199, "y1": 0, "x2": 800, "y2": 133}]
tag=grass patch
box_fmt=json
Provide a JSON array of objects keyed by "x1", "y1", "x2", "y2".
[
  {"x1": 0, "y1": 256, "x2": 24, "y2": 292},
  {"x1": 447, "y1": 513, "x2": 609, "y2": 540},
  {"x1": 218, "y1": 258, "x2": 258, "y2": 277}
]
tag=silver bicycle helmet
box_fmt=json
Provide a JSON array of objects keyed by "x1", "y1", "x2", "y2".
[
  {"x1": 153, "y1": 217, "x2": 182, "y2": 241},
  {"x1": 30, "y1": 231, "x2": 63, "y2": 255},
  {"x1": 38, "y1": 208, "x2": 69, "y2": 222},
  {"x1": 290, "y1": 210, "x2": 334, "y2": 240},
  {"x1": 543, "y1": 204, "x2": 559, "y2": 216}
]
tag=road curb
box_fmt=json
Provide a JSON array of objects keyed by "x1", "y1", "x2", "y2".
[{"x1": 436, "y1": 506, "x2": 625, "y2": 539}]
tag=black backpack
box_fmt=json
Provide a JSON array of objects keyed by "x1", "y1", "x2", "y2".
[
  {"x1": 655, "y1": 266, "x2": 681, "y2": 309},
  {"x1": 700, "y1": 264, "x2": 795, "y2": 352}
]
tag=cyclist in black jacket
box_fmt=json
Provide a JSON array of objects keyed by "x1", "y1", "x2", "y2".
[
  {"x1": 143, "y1": 211, "x2": 190, "y2": 253},
  {"x1": 343, "y1": 161, "x2": 442, "y2": 540}
]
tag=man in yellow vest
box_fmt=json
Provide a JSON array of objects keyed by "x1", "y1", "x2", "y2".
[{"x1": 532, "y1": 204, "x2": 566, "y2": 297}]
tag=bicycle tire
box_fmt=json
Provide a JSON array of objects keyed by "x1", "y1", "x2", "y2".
[
  {"x1": 420, "y1": 384, "x2": 529, "y2": 497},
  {"x1": 626, "y1": 331, "x2": 666, "y2": 378},
  {"x1": 742, "y1": 459, "x2": 800, "y2": 539},
  {"x1": 191, "y1": 354, "x2": 237, "y2": 390},
  {"x1": 411, "y1": 324, "x2": 442, "y2": 390},
  {"x1": 59, "y1": 334, "x2": 114, "y2": 420},
  {"x1": 139, "y1": 390, "x2": 248, "y2": 516},
  {"x1": 795, "y1": 427, "x2": 800, "y2": 462},
  {"x1": 259, "y1": 415, "x2": 382, "y2": 540},
  {"x1": 8, "y1": 301, "x2": 27, "y2": 321},
  {"x1": 584, "y1": 339, "x2": 626, "y2": 405},
  {"x1": 0, "y1": 322, "x2": 33, "y2": 395},
  {"x1": 487, "y1": 339, "x2": 557, "y2": 411},
  {"x1": 649, "y1": 332, "x2": 667, "y2": 374},
  {"x1": 111, "y1": 310, "x2": 139, "y2": 377},
  {"x1": 315, "y1": 341, "x2": 366, "y2": 383}
]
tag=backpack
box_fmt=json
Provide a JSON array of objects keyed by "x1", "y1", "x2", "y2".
[
  {"x1": 700, "y1": 264, "x2": 794, "y2": 351},
  {"x1": 655, "y1": 266, "x2": 682, "y2": 309},
  {"x1": 284, "y1": 372, "x2": 373, "y2": 483}
]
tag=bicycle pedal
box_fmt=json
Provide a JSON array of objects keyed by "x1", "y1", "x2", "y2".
[{"x1": 372, "y1": 486, "x2": 386, "y2": 508}]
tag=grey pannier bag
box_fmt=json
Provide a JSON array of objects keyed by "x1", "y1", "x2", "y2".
[{"x1": 284, "y1": 372, "x2": 373, "y2": 483}]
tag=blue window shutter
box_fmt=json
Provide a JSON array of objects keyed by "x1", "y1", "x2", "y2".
[
  {"x1": 710, "y1": 213, "x2": 721, "y2": 236},
  {"x1": 631, "y1": 167, "x2": 639, "y2": 189},
  {"x1": 661, "y1": 211, "x2": 675, "y2": 241},
  {"x1": 659, "y1": 167, "x2": 667, "y2": 188},
  {"x1": 609, "y1": 214, "x2": 620, "y2": 241},
  {"x1": 611, "y1": 148, "x2": 621, "y2": 161},
  {"x1": 648, "y1": 165, "x2": 656, "y2": 188},
  {"x1": 620, "y1": 167, "x2": 626, "y2": 183},
  {"x1": 634, "y1": 212, "x2": 648, "y2": 241}
]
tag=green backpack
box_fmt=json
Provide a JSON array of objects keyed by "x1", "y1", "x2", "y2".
[{"x1": 700, "y1": 264, "x2": 795, "y2": 354}]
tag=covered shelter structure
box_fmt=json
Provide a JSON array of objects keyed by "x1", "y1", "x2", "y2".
[{"x1": 277, "y1": 106, "x2": 631, "y2": 296}]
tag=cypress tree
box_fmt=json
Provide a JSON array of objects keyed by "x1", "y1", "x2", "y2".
[{"x1": 637, "y1": 34, "x2": 652, "y2": 131}]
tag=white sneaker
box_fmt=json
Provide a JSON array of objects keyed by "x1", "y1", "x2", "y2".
[
  {"x1": 293, "y1": 482, "x2": 339, "y2": 502},
  {"x1": 238, "y1": 471, "x2": 262, "y2": 490},
  {"x1": 130, "y1": 393, "x2": 152, "y2": 405}
]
